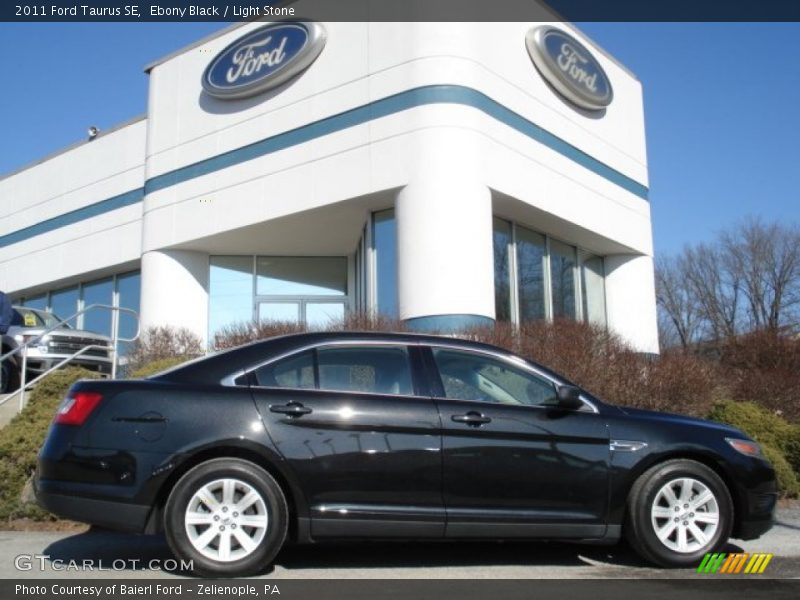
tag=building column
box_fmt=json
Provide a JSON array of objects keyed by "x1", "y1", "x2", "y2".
[
  {"x1": 139, "y1": 249, "x2": 210, "y2": 345},
  {"x1": 395, "y1": 167, "x2": 495, "y2": 331},
  {"x1": 604, "y1": 254, "x2": 659, "y2": 354}
]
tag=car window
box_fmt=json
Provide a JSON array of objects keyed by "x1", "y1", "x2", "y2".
[
  {"x1": 254, "y1": 350, "x2": 315, "y2": 389},
  {"x1": 12, "y1": 308, "x2": 64, "y2": 328},
  {"x1": 431, "y1": 348, "x2": 557, "y2": 407},
  {"x1": 317, "y1": 346, "x2": 413, "y2": 396}
]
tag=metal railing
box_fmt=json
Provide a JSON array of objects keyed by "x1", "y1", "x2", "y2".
[{"x1": 0, "y1": 304, "x2": 140, "y2": 413}]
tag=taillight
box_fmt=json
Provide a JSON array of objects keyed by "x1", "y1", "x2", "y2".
[{"x1": 54, "y1": 391, "x2": 103, "y2": 426}]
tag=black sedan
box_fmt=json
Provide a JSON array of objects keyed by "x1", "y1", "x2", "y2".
[{"x1": 35, "y1": 332, "x2": 776, "y2": 577}]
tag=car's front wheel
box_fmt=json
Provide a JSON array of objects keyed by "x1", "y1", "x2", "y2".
[
  {"x1": 164, "y1": 458, "x2": 288, "y2": 577},
  {"x1": 0, "y1": 356, "x2": 19, "y2": 394},
  {"x1": 625, "y1": 459, "x2": 733, "y2": 567}
]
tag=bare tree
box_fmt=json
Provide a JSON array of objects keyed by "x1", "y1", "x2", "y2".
[
  {"x1": 656, "y1": 217, "x2": 800, "y2": 347},
  {"x1": 655, "y1": 254, "x2": 701, "y2": 348},
  {"x1": 682, "y1": 243, "x2": 741, "y2": 340},
  {"x1": 721, "y1": 218, "x2": 800, "y2": 331}
]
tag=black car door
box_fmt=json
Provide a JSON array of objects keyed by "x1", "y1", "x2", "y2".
[
  {"x1": 422, "y1": 345, "x2": 610, "y2": 539},
  {"x1": 249, "y1": 342, "x2": 444, "y2": 538}
]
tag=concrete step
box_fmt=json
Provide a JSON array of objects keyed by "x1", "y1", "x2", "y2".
[{"x1": 0, "y1": 391, "x2": 31, "y2": 430}]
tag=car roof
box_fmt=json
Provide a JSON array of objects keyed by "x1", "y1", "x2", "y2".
[{"x1": 153, "y1": 330, "x2": 573, "y2": 388}]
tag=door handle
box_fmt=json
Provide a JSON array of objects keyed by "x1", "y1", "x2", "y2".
[
  {"x1": 451, "y1": 411, "x2": 491, "y2": 426},
  {"x1": 269, "y1": 402, "x2": 312, "y2": 417}
]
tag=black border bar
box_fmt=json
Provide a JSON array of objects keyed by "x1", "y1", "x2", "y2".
[
  {"x1": 5, "y1": 579, "x2": 800, "y2": 600},
  {"x1": 4, "y1": 0, "x2": 800, "y2": 22}
]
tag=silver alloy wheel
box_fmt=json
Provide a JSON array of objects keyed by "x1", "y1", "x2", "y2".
[
  {"x1": 650, "y1": 476, "x2": 720, "y2": 554},
  {"x1": 184, "y1": 478, "x2": 269, "y2": 562}
]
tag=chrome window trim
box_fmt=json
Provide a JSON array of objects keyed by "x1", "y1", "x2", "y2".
[
  {"x1": 230, "y1": 339, "x2": 418, "y2": 396},
  {"x1": 221, "y1": 337, "x2": 599, "y2": 414},
  {"x1": 221, "y1": 369, "x2": 248, "y2": 387}
]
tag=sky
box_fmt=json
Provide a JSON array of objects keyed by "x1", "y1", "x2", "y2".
[{"x1": 0, "y1": 22, "x2": 798, "y2": 257}]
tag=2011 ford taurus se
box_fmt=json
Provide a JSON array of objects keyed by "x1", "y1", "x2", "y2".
[{"x1": 34, "y1": 332, "x2": 776, "y2": 577}]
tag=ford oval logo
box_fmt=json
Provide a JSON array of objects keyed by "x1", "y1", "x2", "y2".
[
  {"x1": 525, "y1": 26, "x2": 613, "y2": 111},
  {"x1": 202, "y1": 22, "x2": 326, "y2": 100}
]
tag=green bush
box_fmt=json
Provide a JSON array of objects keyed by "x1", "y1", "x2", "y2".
[
  {"x1": 708, "y1": 400, "x2": 800, "y2": 472},
  {"x1": 761, "y1": 444, "x2": 800, "y2": 498},
  {"x1": 129, "y1": 356, "x2": 190, "y2": 379},
  {"x1": 0, "y1": 368, "x2": 99, "y2": 521},
  {"x1": 709, "y1": 400, "x2": 800, "y2": 497}
]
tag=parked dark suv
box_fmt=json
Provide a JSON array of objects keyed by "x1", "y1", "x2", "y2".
[{"x1": 35, "y1": 332, "x2": 776, "y2": 577}]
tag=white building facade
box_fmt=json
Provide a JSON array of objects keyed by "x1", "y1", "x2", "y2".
[{"x1": 0, "y1": 21, "x2": 659, "y2": 354}]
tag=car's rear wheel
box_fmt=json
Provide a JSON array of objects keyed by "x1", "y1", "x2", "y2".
[
  {"x1": 625, "y1": 459, "x2": 733, "y2": 567},
  {"x1": 164, "y1": 458, "x2": 288, "y2": 577}
]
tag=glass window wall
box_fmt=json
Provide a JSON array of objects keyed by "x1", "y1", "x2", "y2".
[
  {"x1": 49, "y1": 287, "x2": 79, "y2": 328},
  {"x1": 493, "y1": 218, "x2": 512, "y2": 322},
  {"x1": 373, "y1": 209, "x2": 398, "y2": 319},
  {"x1": 209, "y1": 256, "x2": 254, "y2": 339},
  {"x1": 81, "y1": 278, "x2": 113, "y2": 336},
  {"x1": 493, "y1": 218, "x2": 605, "y2": 327},
  {"x1": 549, "y1": 239, "x2": 577, "y2": 320},
  {"x1": 580, "y1": 255, "x2": 607, "y2": 327},
  {"x1": 209, "y1": 255, "x2": 349, "y2": 336}
]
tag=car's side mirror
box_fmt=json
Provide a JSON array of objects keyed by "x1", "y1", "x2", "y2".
[{"x1": 556, "y1": 385, "x2": 583, "y2": 410}]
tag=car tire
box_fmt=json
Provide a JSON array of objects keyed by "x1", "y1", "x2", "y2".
[
  {"x1": 164, "y1": 458, "x2": 288, "y2": 577},
  {"x1": 1, "y1": 356, "x2": 20, "y2": 394},
  {"x1": 624, "y1": 459, "x2": 733, "y2": 568}
]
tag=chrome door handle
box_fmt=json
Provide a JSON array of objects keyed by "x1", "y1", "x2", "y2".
[
  {"x1": 269, "y1": 402, "x2": 312, "y2": 417},
  {"x1": 451, "y1": 411, "x2": 491, "y2": 426}
]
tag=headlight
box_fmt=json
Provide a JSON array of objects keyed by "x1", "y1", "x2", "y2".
[{"x1": 725, "y1": 437, "x2": 763, "y2": 458}]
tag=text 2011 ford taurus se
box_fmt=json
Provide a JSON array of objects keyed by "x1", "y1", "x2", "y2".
[{"x1": 34, "y1": 332, "x2": 776, "y2": 577}]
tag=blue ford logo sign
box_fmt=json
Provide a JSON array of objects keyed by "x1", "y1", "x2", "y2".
[
  {"x1": 202, "y1": 22, "x2": 326, "y2": 100},
  {"x1": 526, "y1": 26, "x2": 613, "y2": 111}
]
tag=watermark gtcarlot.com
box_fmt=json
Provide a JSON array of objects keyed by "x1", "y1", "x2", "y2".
[{"x1": 14, "y1": 554, "x2": 193, "y2": 572}]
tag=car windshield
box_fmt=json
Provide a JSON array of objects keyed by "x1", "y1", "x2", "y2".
[{"x1": 12, "y1": 308, "x2": 71, "y2": 329}]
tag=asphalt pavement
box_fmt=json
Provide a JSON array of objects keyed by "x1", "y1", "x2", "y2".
[{"x1": 1, "y1": 503, "x2": 798, "y2": 579}]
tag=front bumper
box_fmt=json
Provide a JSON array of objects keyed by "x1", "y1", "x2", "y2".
[
  {"x1": 733, "y1": 488, "x2": 778, "y2": 540},
  {"x1": 25, "y1": 356, "x2": 112, "y2": 376},
  {"x1": 34, "y1": 477, "x2": 150, "y2": 532}
]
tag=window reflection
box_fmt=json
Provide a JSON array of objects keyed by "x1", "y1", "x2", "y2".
[
  {"x1": 50, "y1": 287, "x2": 79, "y2": 328},
  {"x1": 373, "y1": 209, "x2": 398, "y2": 319},
  {"x1": 493, "y1": 218, "x2": 512, "y2": 322},
  {"x1": 209, "y1": 255, "x2": 349, "y2": 334},
  {"x1": 258, "y1": 302, "x2": 300, "y2": 323},
  {"x1": 209, "y1": 256, "x2": 254, "y2": 338},
  {"x1": 116, "y1": 271, "x2": 140, "y2": 357},
  {"x1": 517, "y1": 227, "x2": 546, "y2": 321},
  {"x1": 550, "y1": 239, "x2": 576, "y2": 319},
  {"x1": 22, "y1": 295, "x2": 47, "y2": 311},
  {"x1": 256, "y1": 257, "x2": 346, "y2": 296},
  {"x1": 493, "y1": 218, "x2": 601, "y2": 327},
  {"x1": 581, "y1": 255, "x2": 607, "y2": 326},
  {"x1": 82, "y1": 278, "x2": 113, "y2": 336}
]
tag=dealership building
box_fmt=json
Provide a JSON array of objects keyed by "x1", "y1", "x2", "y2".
[{"x1": 0, "y1": 20, "x2": 659, "y2": 354}]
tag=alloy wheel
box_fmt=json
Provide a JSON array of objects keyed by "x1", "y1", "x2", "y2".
[
  {"x1": 184, "y1": 477, "x2": 269, "y2": 562},
  {"x1": 650, "y1": 476, "x2": 720, "y2": 554}
]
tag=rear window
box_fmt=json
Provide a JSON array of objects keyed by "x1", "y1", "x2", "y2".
[
  {"x1": 254, "y1": 350, "x2": 315, "y2": 389},
  {"x1": 252, "y1": 345, "x2": 414, "y2": 396},
  {"x1": 317, "y1": 346, "x2": 413, "y2": 396}
]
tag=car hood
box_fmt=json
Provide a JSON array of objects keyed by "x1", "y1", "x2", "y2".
[
  {"x1": 7, "y1": 325, "x2": 111, "y2": 342},
  {"x1": 616, "y1": 405, "x2": 747, "y2": 438}
]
